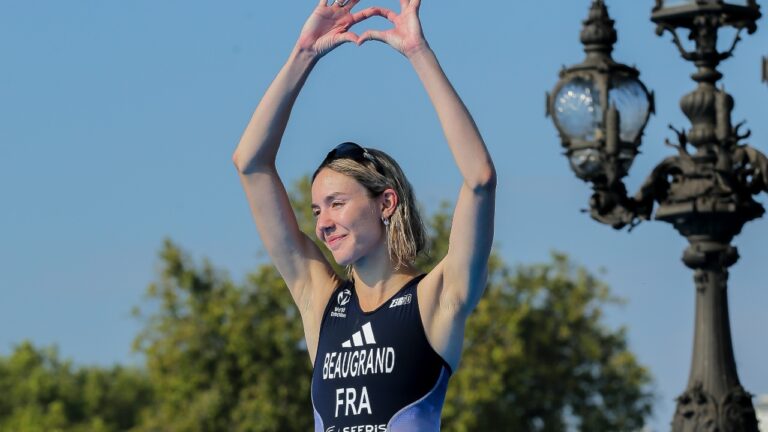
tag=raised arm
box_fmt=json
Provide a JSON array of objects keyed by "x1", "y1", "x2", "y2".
[
  {"x1": 232, "y1": 1, "x2": 371, "y2": 328},
  {"x1": 359, "y1": 1, "x2": 496, "y2": 322}
]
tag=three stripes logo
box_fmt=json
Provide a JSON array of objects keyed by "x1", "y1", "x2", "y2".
[{"x1": 341, "y1": 322, "x2": 376, "y2": 348}]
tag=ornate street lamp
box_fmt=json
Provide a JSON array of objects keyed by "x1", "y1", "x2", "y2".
[
  {"x1": 548, "y1": 0, "x2": 768, "y2": 430},
  {"x1": 546, "y1": 0, "x2": 654, "y2": 229}
]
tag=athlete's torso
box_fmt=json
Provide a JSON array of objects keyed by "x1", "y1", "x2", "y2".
[{"x1": 311, "y1": 275, "x2": 452, "y2": 432}]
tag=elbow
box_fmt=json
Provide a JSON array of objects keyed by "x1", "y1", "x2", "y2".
[
  {"x1": 232, "y1": 151, "x2": 268, "y2": 175},
  {"x1": 232, "y1": 143, "x2": 277, "y2": 174},
  {"x1": 232, "y1": 152, "x2": 245, "y2": 172},
  {"x1": 468, "y1": 164, "x2": 497, "y2": 193}
]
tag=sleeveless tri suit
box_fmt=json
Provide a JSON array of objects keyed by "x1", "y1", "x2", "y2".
[{"x1": 311, "y1": 275, "x2": 453, "y2": 432}]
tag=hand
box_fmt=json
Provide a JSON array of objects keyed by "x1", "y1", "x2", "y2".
[
  {"x1": 356, "y1": 0, "x2": 428, "y2": 58},
  {"x1": 297, "y1": 0, "x2": 371, "y2": 59}
]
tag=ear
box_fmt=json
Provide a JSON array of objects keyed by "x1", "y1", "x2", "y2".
[{"x1": 380, "y1": 188, "x2": 399, "y2": 219}]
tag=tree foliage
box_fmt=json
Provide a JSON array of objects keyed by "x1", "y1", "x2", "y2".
[
  {"x1": 131, "y1": 176, "x2": 653, "y2": 431},
  {"x1": 439, "y1": 251, "x2": 652, "y2": 431},
  {"x1": 132, "y1": 242, "x2": 312, "y2": 432},
  {"x1": 0, "y1": 175, "x2": 653, "y2": 431},
  {"x1": 416, "y1": 203, "x2": 652, "y2": 431},
  {"x1": 0, "y1": 342, "x2": 151, "y2": 432}
]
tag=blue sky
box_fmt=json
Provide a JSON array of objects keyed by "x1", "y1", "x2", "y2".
[{"x1": 1, "y1": 1, "x2": 766, "y2": 430}]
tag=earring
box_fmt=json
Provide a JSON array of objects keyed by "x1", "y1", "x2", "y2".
[{"x1": 382, "y1": 217, "x2": 390, "y2": 227}]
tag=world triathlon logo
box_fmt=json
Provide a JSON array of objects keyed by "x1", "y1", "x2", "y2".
[
  {"x1": 332, "y1": 289, "x2": 351, "y2": 318},
  {"x1": 337, "y1": 289, "x2": 351, "y2": 306}
]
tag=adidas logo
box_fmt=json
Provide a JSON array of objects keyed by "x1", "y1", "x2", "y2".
[{"x1": 341, "y1": 322, "x2": 376, "y2": 348}]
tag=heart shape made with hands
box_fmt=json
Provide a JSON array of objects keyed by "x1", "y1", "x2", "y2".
[{"x1": 303, "y1": 0, "x2": 425, "y2": 56}]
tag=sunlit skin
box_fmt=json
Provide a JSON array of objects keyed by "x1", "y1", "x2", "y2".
[
  {"x1": 295, "y1": 0, "x2": 428, "y2": 59},
  {"x1": 311, "y1": 168, "x2": 390, "y2": 267},
  {"x1": 233, "y1": 0, "x2": 496, "y2": 370},
  {"x1": 356, "y1": 0, "x2": 428, "y2": 57},
  {"x1": 296, "y1": 0, "x2": 365, "y2": 57}
]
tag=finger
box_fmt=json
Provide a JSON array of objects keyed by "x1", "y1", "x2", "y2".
[
  {"x1": 351, "y1": 6, "x2": 398, "y2": 24},
  {"x1": 344, "y1": 0, "x2": 361, "y2": 9},
  {"x1": 330, "y1": 0, "x2": 352, "y2": 9},
  {"x1": 358, "y1": 29, "x2": 391, "y2": 46},
  {"x1": 335, "y1": 31, "x2": 360, "y2": 47},
  {"x1": 318, "y1": 0, "x2": 328, "y2": 7},
  {"x1": 411, "y1": 0, "x2": 421, "y2": 10},
  {"x1": 399, "y1": 0, "x2": 409, "y2": 10}
]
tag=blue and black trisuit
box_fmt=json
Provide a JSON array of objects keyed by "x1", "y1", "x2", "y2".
[{"x1": 311, "y1": 274, "x2": 453, "y2": 432}]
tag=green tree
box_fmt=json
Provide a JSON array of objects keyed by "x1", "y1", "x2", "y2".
[
  {"x1": 435, "y1": 243, "x2": 651, "y2": 430},
  {"x1": 132, "y1": 242, "x2": 312, "y2": 432},
  {"x1": 132, "y1": 176, "x2": 652, "y2": 431},
  {"x1": 0, "y1": 342, "x2": 151, "y2": 432},
  {"x1": 412, "y1": 203, "x2": 652, "y2": 431}
]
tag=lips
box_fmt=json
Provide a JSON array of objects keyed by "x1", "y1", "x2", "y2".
[{"x1": 325, "y1": 234, "x2": 347, "y2": 249}]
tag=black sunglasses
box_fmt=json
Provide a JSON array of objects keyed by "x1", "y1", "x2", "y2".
[{"x1": 320, "y1": 142, "x2": 385, "y2": 175}]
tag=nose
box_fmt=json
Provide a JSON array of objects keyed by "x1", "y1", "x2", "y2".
[{"x1": 316, "y1": 211, "x2": 334, "y2": 238}]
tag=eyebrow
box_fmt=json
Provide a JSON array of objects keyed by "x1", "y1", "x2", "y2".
[{"x1": 311, "y1": 192, "x2": 348, "y2": 208}]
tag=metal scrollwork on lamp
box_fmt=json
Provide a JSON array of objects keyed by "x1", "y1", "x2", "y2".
[{"x1": 548, "y1": 0, "x2": 766, "y2": 430}]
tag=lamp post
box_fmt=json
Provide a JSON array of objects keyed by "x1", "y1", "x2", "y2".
[
  {"x1": 763, "y1": 56, "x2": 767, "y2": 82},
  {"x1": 547, "y1": 1, "x2": 768, "y2": 430},
  {"x1": 546, "y1": 0, "x2": 655, "y2": 229}
]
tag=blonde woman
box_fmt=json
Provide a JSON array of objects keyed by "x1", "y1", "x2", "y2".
[{"x1": 232, "y1": 0, "x2": 495, "y2": 429}]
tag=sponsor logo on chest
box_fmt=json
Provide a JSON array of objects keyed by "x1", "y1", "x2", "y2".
[
  {"x1": 325, "y1": 424, "x2": 387, "y2": 432},
  {"x1": 331, "y1": 289, "x2": 351, "y2": 318},
  {"x1": 388, "y1": 293, "x2": 412, "y2": 308}
]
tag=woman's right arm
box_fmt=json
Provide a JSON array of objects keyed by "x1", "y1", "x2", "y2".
[
  {"x1": 232, "y1": 50, "x2": 332, "y2": 312},
  {"x1": 232, "y1": 0, "x2": 369, "y2": 313}
]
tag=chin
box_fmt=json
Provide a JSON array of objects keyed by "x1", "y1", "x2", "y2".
[
  {"x1": 331, "y1": 247, "x2": 363, "y2": 267},
  {"x1": 332, "y1": 253, "x2": 355, "y2": 267}
]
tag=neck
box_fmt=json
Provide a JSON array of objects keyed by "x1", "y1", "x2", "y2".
[{"x1": 350, "y1": 243, "x2": 420, "y2": 311}]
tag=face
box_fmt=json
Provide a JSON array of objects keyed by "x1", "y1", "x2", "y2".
[{"x1": 311, "y1": 168, "x2": 387, "y2": 266}]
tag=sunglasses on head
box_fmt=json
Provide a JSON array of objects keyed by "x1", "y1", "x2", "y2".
[{"x1": 321, "y1": 142, "x2": 385, "y2": 175}]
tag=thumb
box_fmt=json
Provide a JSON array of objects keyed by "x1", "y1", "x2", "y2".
[
  {"x1": 335, "y1": 31, "x2": 360, "y2": 46},
  {"x1": 358, "y1": 30, "x2": 390, "y2": 46}
]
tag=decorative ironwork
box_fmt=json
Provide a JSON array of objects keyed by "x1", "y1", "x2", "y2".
[
  {"x1": 546, "y1": 0, "x2": 654, "y2": 229},
  {"x1": 547, "y1": 0, "x2": 765, "y2": 430},
  {"x1": 673, "y1": 383, "x2": 759, "y2": 431}
]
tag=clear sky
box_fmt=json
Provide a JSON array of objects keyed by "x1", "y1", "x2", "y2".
[{"x1": 1, "y1": 1, "x2": 766, "y2": 430}]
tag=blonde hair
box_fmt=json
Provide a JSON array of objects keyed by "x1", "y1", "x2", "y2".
[{"x1": 312, "y1": 146, "x2": 426, "y2": 269}]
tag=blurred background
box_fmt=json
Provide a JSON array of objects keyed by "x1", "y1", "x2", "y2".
[{"x1": 1, "y1": 0, "x2": 766, "y2": 430}]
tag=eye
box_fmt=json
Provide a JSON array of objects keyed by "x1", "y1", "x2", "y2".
[
  {"x1": 312, "y1": 209, "x2": 320, "y2": 218},
  {"x1": 331, "y1": 201, "x2": 344, "y2": 208}
]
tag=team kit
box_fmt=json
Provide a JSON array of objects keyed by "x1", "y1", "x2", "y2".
[{"x1": 311, "y1": 277, "x2": 452, "y2": 432}]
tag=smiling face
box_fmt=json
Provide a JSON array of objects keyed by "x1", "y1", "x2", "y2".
[{"x1": 311, "y1": 168, "x2": 388, "y2": 266}]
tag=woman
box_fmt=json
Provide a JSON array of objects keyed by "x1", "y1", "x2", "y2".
[{"x1": 232, "y1": 0, "x2": 496, "y2": 430}]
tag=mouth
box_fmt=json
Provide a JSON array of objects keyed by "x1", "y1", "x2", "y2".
[{"x1": 325, "y1": 234, "x2": 347, "y2": 249}]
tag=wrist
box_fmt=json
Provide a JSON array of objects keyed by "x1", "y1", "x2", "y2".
[
  {"x1": 289, "y1": 45, "x2": 320, "y2": 70},
  {"x1": 404, "y1": 41, "x2": 433, "y2": 61}
]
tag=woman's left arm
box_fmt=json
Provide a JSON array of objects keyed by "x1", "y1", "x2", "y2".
[{"x1": 359, "y1": 0, "x2": 496, "y2": 316}]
